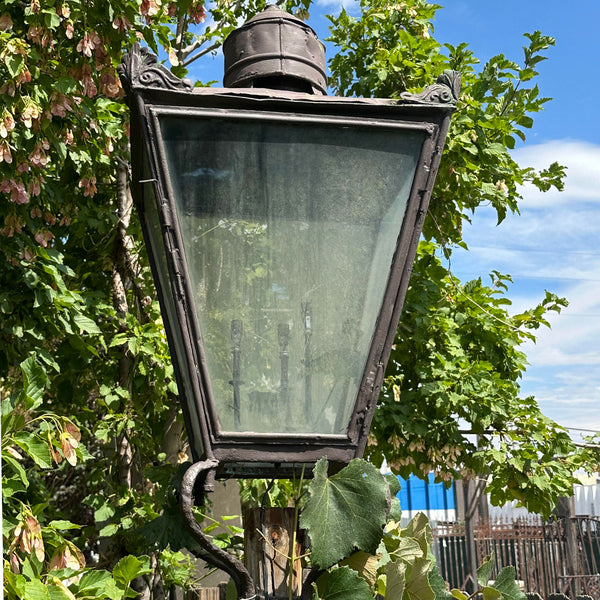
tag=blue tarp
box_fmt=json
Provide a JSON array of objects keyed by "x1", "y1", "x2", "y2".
[{"x1": 397, "y1": 473, "x2": 455, "y2": 511}]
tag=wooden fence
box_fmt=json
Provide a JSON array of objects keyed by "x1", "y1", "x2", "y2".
[{"x1": 433, "y1": 517, "x2": 600, "y2": 598}]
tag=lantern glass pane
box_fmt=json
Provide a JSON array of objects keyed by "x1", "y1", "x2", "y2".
[{"x1": 161, "y1": 116, "x2": 423, "y2": 435}]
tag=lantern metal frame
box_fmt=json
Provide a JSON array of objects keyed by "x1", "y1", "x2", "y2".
[
  {"x1": 118, "y1": 36, "x2": 458, "y2": 599},
  {"x1": 118, "y1": 43, "x2": 458, "y2": 483}
]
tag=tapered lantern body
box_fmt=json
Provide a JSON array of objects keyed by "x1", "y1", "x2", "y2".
[
  {"x1": 119, "y1": 37, "x2": 458, "y2": 481},
  {"x1": 162, "y1": 115, "x2": 423, "y2": 438}
]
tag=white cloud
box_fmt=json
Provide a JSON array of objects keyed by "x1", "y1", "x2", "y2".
[
  {"x1": 456, "y1": 140, "x2": 600, "y2": 283},
  {"x1": 512, "y1": 139, "x2": 600, "y2": 207},
  {"x1": 453, "y1": 138, "x2": 600, "y2": 430},
  {"x1": 520, "y1": 280, "x2": 600, "y2": 364}
]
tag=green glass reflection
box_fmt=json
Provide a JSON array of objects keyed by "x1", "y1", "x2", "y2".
[{"x1": 161, "y1": 116, "x2": 423, "y2": 435}]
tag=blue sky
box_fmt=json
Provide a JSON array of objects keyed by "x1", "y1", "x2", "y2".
[
  {"x1": 191, "y1": 1, "x2": 600, "y2": 441},
  {"x1": 431, "y1": 2, "x2": 600, "y2": 442}
]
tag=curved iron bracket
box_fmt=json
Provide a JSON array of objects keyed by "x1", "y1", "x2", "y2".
[{"x1": 181, "y1": 460, "x2": 257, "y2": 599}]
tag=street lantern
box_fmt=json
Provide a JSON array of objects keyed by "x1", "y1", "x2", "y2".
[{"x1": 118, "y1": 6, "x2": 458, "y2": 597}]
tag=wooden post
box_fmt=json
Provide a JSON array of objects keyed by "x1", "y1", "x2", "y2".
[
  {"x1": 243, "y1": 507, "x2": 303, "y2": 599},
  {"x1": 463, "y1": 480, "x2": 478, "y2": 594},
  {"x1": 557, "y1": 496, "x2": 580, "y2": 596},
  {"x1": 193, "y1": 588, "x2": 222, "y2": 600}
]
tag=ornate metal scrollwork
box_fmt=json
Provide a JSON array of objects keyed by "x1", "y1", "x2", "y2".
[
  {"x1": 117, "y1": 42, "x2": 193, "y2": 94},
  {"x1": 400, "y1": 70, "x2": 461, "y2": 105}
]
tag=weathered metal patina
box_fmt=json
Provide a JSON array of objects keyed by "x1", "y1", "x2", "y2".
[{"x1": 223, "y1": 4, "x2": 327, "y2": 94}]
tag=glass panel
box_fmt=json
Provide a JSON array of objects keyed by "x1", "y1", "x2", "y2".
[{"x1": 161, "y1": 115, "x2": 423, "y2": 435}]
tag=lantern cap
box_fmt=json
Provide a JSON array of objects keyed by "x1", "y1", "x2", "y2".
[{"x1": 223, "y1": 4, "x2": 327, "y2": 95}]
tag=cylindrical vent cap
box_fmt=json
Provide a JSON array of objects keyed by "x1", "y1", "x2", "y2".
[{"x1": 223, "y1": 5, "x2": 327, "y2": 95}]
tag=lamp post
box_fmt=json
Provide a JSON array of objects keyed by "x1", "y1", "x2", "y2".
[{"x1": 118, "y1": 7, "x2": 458, "y2": 598}]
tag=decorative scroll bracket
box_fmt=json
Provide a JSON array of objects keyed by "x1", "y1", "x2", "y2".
[
  {"x1": 181, "y1": 460, "x2": 257, "y2": 600},
  {"x1": 400, "y1": 70, "x2": 461, "y2": 105},
  {"x1": 117, "y1": 42, "x2": 194, "y2": 94}
]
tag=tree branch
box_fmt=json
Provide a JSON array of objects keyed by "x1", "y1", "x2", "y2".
[
  {"x1": 175, "y1": 12, "x2": 188, "y2": 64},
  {"x1": 182, "y1": 41, "x2": 221, "y2": 68}
]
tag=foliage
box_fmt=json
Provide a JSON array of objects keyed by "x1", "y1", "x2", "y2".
[
  {"x1": 239, "y1": 474, "x2": 312, "y2": 516},
  {"x1": 300, "y1": 459, "x2": 389, "y2": 568},
  {"x1": 0, "y1": 0, "x2": 591, "y2": 596},
  {"x1": 367, "y1": 244, "x2": 580, "y2": 516},
  {"x1": 299, "y1": 459, "x2": 527, "y2": 600},
  {"x1": 327, "y1": 0, "x2": 566, "y2": 243}
]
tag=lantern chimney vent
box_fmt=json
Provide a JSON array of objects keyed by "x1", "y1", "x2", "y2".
[{"x1": 223, "y1": 4, "x2": 327, "y2": 94}]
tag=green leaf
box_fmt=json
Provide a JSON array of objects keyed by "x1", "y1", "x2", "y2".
[
  {"x1": 393, "y1": 536, "x2": 423, "y2": 563},
  {"x1": 22, "y1": 580, "x2": 51, "y2": 600},
  {"x1": 13, "y1": 432, "x2": 53, "y2": 469},
  {"x1": 3, "y1": 477, "x2": 28, "y2": 497},
  {"x1": 94, "y1": 504, "x2": 116, "y2": 522},
  {"x1": 128, "y1": 337, "x2": 141, "y2": 356},
  {"x1": 73, "y1": 313, "x2": 102, "y2": 335},
  {"x1": 43, "y1": 9, "x2": 61, "y2": 29},
  {"x1": 493, "y1": 566, "x2": 526, "y2": 600},
  {"x1": 477, "y1": 553, "x2": 495, "y2": 586},
  {"x1": 405, "y1": 558, "x2": 435, "y2": 600},
  {"x1": 109, "y1": 334, "x2": 129, "y2": 347},
  {"x1": 386, "y1": 560, "x2": 407, "y2": 599},
  {"x1": 99, "y1": 523, "x2": 120, "y2": 537},
  {"x1": 47, "y1": 583, "x2": 77, "y2": 600},
  {"x1": 78, "y1": 569, "x2": 114, "y2": 594},
  {"x1": 3, "y1": 453, "x2": 29, "y2": 487},
  {"x1": 48, "y1": 520, "x2": 81, "y2": 531},
  {"x1": 429, "y1": 565, "x2": 453, "y2": 600},
  {"x1": 2, "y1": 515, "x2": 18, "y2": 537},
  {"x1": 300, "y1": 458, "x2": 389, "y2": 568},
  {"x1": 339, "y1": 551, "x2": 379, "y2": 587},
  {"x1": 5, "y1": 54, "x2": 24, "y2": 77},
  {"x1": 56, "y1": 77, "x2": 78, "y2": 94},
  {"x1": 3, "y1": 570, "x2": 24, "y2": 599},
  {"x1": 389, "y1": 496, "x2": 402, "y2": 522},
  {"x1": 20, "y1": 356, "x2": 48, "y2": 409},
  {"x1": 451, "y1": 590, "x2": 468, "y2": 600},
  {"x1": 315, "y1": 566, "x2": 373, "y2": 600},
  {"x1": 385, "y1": 472, "x2": 401, "y2": 496},
  {"x1": 482, "y1": 586, "x2": 503, "y2": 600},
  {"x1": 113, "y1": 555, "x2": 152, "y2": 586},
  {"x1": 403, "y1": 513, "x2": 433, "y2": 556}
]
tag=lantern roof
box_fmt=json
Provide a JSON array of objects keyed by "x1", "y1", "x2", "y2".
[{"x1": 119, "y1": 42, "x2": 459, "y2": 112}]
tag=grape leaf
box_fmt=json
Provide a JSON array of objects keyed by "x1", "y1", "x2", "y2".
[
  {"x1": 315, "y1": 566, "x2": 373, "y2": 600},
  {"x1": 387, "y1": 560, "x2": 407, "y2": 599},
  {"x1": 493, "y1": 566, "x2": 526, "y2": 600},
  {"x1": 405, "y1": 558, "x2": 435, "y2": 600},
  {"x1": 477, "y1": 553, "x2": 494, "y2": 587},
  {"x1": 429, "y1": 565, "x2": 453, "y2": 600},
  {"x1": 300, "y1": 458, "x2": 389, "y2": 568}
]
